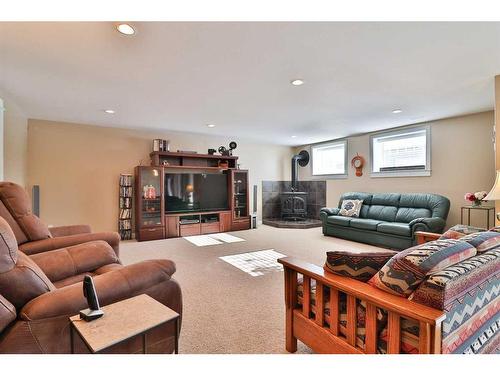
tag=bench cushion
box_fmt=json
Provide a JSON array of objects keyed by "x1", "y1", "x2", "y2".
[
  {"x1": 459, "y1": 230, "x2": 500, "y2": 253},
  {"x1": 325, "y1": 251, "x2": 396, "y2": 281},
  {"x1": 369, "y1": 239, "x2": 477, "y2": 297},
  {"x1": 439, "y1": 224, "x2": 485, "y2": 240}
]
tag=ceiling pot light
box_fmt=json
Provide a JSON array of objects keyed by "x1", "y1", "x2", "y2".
[
  {"x1": 291, "y1": 135, "x2": 297, "y2": 138},
  {"x1": 116, "y1": 23, "x2": 136, "y2": 36},
  {"x1": 103, "y1": 109, "x2": 115, "y2": 114},
  {"x1": 392, "y1": 109, "x2": 403, "y2": 114},
  {"x1": 207, "y1": 124, "x2": 216, "y2": 128},
  {"x1": 290, "y1": 79, "x2": 304, "y2": 86}
]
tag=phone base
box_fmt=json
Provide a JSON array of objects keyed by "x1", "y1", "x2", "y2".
[{"x1": 80, "y1": 308, "x2": 104, "y2": 322}]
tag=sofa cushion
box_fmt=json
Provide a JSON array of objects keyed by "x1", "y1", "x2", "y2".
[
  {"x1": 0, "y1": 294, "x2": 16, "y2": 333},
  {"x1": 349, "y1": 218, "x2": 383, "y2": 231},
  {"x1": 371, "y1": 193, "x2": 401, "y2": 206},
  {"x1": 0, "y1": 252, "x2": 55, "y2": 309},
  {"x1": 459, "y1": 231, "x2": 500, "y2": 253},
  {"x1": 377, "y1": 222, "x2": 411, "y2": 237},
  {"x1": 439, "y1": 224, "x2": 486, "y2": 240},
  {"x1": 368, "y1": 239, "x2": 477, "y2": 297},
  {"x1": 366, "y1": 205, "x2": 398, "y2": 222},
  {"x1": 326, "y1": 216, "x2": 352, "y2": 227},
  {"x1": 324, "y1": 250, "x2": 396, "y2": 281},
  {"x1": 339, "y1": 199, "x2": 363, "y2": 217},
  {"x1": 395, "y1": 207, "x2": 432, "y2": 223},
  {"x1": 0, "y1": 217, "x2": 18, "y2": 273}
]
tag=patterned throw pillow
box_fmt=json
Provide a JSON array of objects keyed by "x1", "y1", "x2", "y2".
[
  {"x1": 324, "y1": 251, "x2": 396, "y2": 282},
  {"x1": 339, "y1": 199, "x2": 363, "y2": 217},
  {"x1": 439, "y1": 224, "x2": 485, "y2": 240},
  {"x1": 459, "y1": 230, "x2": 500, "y2": 253},
  {"x1": 368, "y1": 239, "x2": 477, "y2": 297}
]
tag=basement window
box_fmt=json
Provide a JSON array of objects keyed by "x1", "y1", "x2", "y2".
[
  {"x1": 311, "y1": 140, "x2": 347, "y2": 177},
  {"x1": 370, "y1": 125, "x2": 431, "y2": 177}
]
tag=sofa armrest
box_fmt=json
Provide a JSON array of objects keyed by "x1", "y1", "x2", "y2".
[
  {"x1": 320, "y1": 207, "x2": 340, "y2": 216},
  {"x1": 320, "y1": 207, "x2": 340, "y2": 223},
  {"x1": 49, "y1": 225, "x2": 91, "y2": 237},
  {"x1": 29, "y1": 240, "x2": 120, "y2": 283},
  {"x1": 19, "y1": 232, "x2": 120, "y2": 257},
  {"x1": 409, "y1": 217, "x2": 446, "y2": 234},
  {"x1": 19, "y1": 259, "x2": 176, "y2": 321}
]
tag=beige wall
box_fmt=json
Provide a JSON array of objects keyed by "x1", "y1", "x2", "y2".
[
  {"x1": 27, "y1": 119, "x2": 292, "y2": 232},
  {"x1": 298, "y1": 111, "x2": 496, "y2": 229},
  {"x1": 3, "y1": 98, "x2": 28, "y2": 186}
]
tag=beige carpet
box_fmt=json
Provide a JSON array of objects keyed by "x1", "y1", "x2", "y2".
[{"x1": 120, "y1": 225, "x2": 383, "y2": 354}]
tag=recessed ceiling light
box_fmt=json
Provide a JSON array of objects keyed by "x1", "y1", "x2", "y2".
[
  {"x1": 207, "y1": 124, "x2": 216, "y2": 128},
  {"x1": 392, "y1": 109, "x2": 403, "y2": 114},
  {"x1": 290, "y1": 79, "x2": 305, "y2": 86},
  {"x1": 103, "y1": 109, "x2": 115, "y2": 114},
  {"x1": 291, "y1": 135, "x2": 297, "y2": 138},
  {"x1": 117, "y1": 23, "x2": 135, "y2": 36}
]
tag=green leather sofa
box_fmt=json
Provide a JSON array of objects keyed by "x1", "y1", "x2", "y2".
[{"x1": 320, "y1": 192, "x2": 450, "y2": 250}]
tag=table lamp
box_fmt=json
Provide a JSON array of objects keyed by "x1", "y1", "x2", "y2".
[{"x1": 485, "y1": 170, "x2": 500, "y2": 221}]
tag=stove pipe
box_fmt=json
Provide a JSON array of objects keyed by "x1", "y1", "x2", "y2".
[{"x1": 291, "y1": 150, "x2": 310, "y2": 191}]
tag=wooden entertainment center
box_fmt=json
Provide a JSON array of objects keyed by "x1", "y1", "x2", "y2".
[{"x1": 134, "y1": 151, "x2": 251, "y2": 241}]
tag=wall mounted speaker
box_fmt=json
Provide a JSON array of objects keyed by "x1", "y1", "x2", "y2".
[
  {"x1": 253, "y1": 185, "x2": 257, "y2": 213},
  {"x1": 32, "y1": 185, "x2": 40, "y2": 217}
]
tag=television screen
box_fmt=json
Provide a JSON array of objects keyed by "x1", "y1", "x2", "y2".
[{"x1": 164, "y1": 172, "x2": 229, "y2": 213}]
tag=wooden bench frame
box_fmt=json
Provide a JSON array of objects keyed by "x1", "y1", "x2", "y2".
[{"x1": 277, "y1": 231, "x2": 446, "y2": 354}]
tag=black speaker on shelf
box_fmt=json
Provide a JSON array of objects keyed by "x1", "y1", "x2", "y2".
[{"x1": 251, "y1": 184, "x2": 258, "y2": 229}]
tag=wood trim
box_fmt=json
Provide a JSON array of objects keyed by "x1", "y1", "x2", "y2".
[
  {"x1": 285, "y1": 268, "x2": 298, "y2": 353},
  {"x1": 150, "y1": 151, "x2": 238, "y2": 160},
  {"x1": 346, "y1": 295, "x2": 357, "y2": 346},
  {"x1": 315, "y1": 281, "x2": 325, "y2": 327},
  {"x1": 364, "y1": 303, "x2": 377, "y2": 354},
  {"x1": 302, "y1": 276, "x2": 311, "y2": 318},
  {"x1": 419, "y1": 322, "x2": 432, "y2": 354},
  {"x1": 293, "y1": 310, "x2": 362, "y2": 354},
  {"x1": 387, "y1": 312, "x2": 401, "y2": 354},
  {"x1": 329, "y1": 288, "x2": 339, "y2": 336},
  {"x1": 415, "y1": 231, "x2": 441, "y2": 245},
  {"x1": 433, "y1": 321, "x2": 442, "y2": 354}
]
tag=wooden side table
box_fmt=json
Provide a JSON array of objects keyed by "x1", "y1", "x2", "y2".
[
  {"x1": 460, "y1": 205, "x2": 495, "y2": 229},
  {"x1": 69, "y1": 294, "x2": 179, "y2": 354}
]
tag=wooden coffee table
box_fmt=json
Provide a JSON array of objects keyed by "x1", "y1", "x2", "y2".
[{"x1": 69, "y1": 294, "x2": 179, "y2": 354}]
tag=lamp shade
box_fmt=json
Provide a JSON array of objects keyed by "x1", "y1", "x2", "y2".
[{"x1": 485, "y1": 170, "x2": 500, "y2": 200}]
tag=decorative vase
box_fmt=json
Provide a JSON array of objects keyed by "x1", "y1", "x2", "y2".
[{"x1": 472, "y1": 200, "x2": 482, "y2": 207}]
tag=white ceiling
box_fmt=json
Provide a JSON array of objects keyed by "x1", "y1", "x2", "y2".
[{"x1": 1, "y1": 22, "x2": 500, "y2": 145}]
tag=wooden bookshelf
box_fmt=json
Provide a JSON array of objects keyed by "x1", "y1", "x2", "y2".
[{"x1": 118, "y1": 174, "x2": 133, "y2": 240}]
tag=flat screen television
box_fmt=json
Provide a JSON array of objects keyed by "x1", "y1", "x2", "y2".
[{"x1": 164, "y1": 171, "x2": 229, "y2": 213}]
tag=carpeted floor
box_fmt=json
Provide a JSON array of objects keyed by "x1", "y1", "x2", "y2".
[{"x1": 119, "y1": 225, "x2": 384, "y2": 354}]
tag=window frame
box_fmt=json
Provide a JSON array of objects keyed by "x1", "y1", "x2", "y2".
[
  {"x1": 311, "y1": 139, "x2": 348, "y2": 178},
  {"x1": 369, "y1": 124, "x2": 431, "y2": 178}
]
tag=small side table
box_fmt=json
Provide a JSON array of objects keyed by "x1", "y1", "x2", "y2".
[
  {"x1": 460, "y1": 205, "x2": 495, "y2": 229},
  {"x1": 69, "y1": 294, "x2": 179, "y2": 354}
]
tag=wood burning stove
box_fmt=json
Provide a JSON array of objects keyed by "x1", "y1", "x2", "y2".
[
  {"x1": 280, "y1": 192, "x2": 308, "y2": 220},
  {"x1": 280, "y1": 150, "x2": 310, "y2": 221}
]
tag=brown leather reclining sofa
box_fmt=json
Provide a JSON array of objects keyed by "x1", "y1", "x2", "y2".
[
  {"x1": 0, "y1": 182, "x2": 120, "y2": 257},
  {"x1": 0, "y1": 182, "x2": 182, "y2": 353}
]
